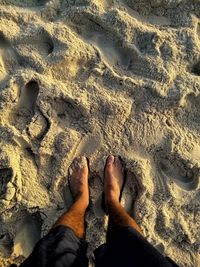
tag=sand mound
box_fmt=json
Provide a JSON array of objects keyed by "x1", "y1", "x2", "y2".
[{"x1": 0, "y1": 0, "x2": 199, "y2": 266}]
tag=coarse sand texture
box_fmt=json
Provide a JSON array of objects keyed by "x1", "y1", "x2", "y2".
[{"x1": 0, "y1": 0, "x2": 200, "y2": 266}]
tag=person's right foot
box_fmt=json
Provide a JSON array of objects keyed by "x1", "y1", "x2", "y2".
[
  {"x1": 104, "y1": 155, "x2": 125, "y2": 205},
  {"x1": 68, "y1": 156, "x2": 89, "y2": 208}
]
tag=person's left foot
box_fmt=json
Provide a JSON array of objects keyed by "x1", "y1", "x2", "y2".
[{"x1": 68, "y1": 156, "x2": 89, "y2": 207}]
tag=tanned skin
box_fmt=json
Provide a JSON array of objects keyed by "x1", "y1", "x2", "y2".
[
  {"x1": 104, "y1": 155, "x2": 143, "y2": 239},
  {"x1": 53, "y1": 155, "x2": 142, "y2": 240},
  {"x1": 53, "y1": 156, "x2": 89, "y2": 239}
]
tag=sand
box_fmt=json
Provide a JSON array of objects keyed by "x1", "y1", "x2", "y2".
[{"x1": 0, "y1": 0, "x2": 199, "y2": 266}]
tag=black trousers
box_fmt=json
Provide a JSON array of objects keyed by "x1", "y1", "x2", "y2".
[{"x1": 19, "y1": 225, "x2": 179, "y2": 267}]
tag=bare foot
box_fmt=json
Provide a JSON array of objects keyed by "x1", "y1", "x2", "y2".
[
  {"x1": 104, "y1": 155, "x2": 125, "y2": 205},
  {"x1": 68, "y1": 156, "x2": 89, "y2": 207}
]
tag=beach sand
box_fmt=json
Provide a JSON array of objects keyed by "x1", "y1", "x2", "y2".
[{"x1": 0, "y1": 0, "x2": 199, "y2": 266}]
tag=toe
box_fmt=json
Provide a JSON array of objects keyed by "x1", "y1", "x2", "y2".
[
  {"x1": 69, "y1": 156, "x2": 88, "y2": 175},
  {"x1": 114, "y1": 156, "x2": 121, "y2": 166},
  {"x1": 106, "y1": 155, "x2": 114, "y2": 165},
  {"x1": 77, "y1": 156, "x2": 88, "y2": 168},
  {"x1": 80, "y1": 156, "x2": 87, "y2": 166}
]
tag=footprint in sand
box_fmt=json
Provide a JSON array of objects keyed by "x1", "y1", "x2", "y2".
[
  {"x1": 0, "y1": 233, "x2": 13, "y2": 257},
  {"x1": 28, "y1": 110, "x2": 50, "y2": 141},
  {"x1": 13, "y1": 212, "x2": 42, "y2": 258},
  {"x1": 10, "y1": 81, "x2": 39, "y2": 131},
  {"x1": 0, "y1": 167, "x2": 15, "y2": 201},
  {"x1": 175, "y1": 93, "x2": 200, "y2": 132},
  {"x1": 190, "y1": 60, "x2": 200, "y2": 76},
  {"x1": 75, "y1": 134, "x2": 102, "y2": 157},
  {"x1": 158, "y1": 152, "x2": 199, "y2": 191},
  {"x1": 17, "y1": 28, "x2": 54, "y2": 58},
  {"x1": 72, "y1": 17, "x2": 168, "y2": 82},
  {"x1": 90, "y1": 172, "x2": 105, "y2": 217},
  {"x1": 121, "y1": 170, "x2": 141, "y2": 214},
  {"x1": 0, "y1": 31, "x2": 20, "y2": 83},
  {"x1": 71, "y1": 18, "x2": 137, "y2": 70},
  {"x1": 82, "y1": 27, "x2": 132, "y2": 70},
  {"x1": 0, "y1": 29, "x2": 54, "y2": 75},
  {"x1": 52, "y1": 96, "x2": 91, "y2": 133}
]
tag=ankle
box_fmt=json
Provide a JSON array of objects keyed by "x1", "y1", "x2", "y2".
[
  {"x1": 105, "y1": 193, "x2": 120, "y2": 207},
  {"x1": 75, "y1": 193, "x2": 89, "y2": 208}
]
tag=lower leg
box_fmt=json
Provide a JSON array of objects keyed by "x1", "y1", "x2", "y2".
[
  {"x1": 52, "y1": 156, "x2": 89, "y2": 239},
  {"x1": 106, "y1": 197, "x2": 143, "y2": 239},
  {"x1": 104, "y1": 155, "x2": 143, "y2": 240},
  {"x1": 53, "y1": 196, "x2": 88, "y2": 239}
]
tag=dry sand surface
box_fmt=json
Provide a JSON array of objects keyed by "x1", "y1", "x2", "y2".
[{"x1": 0, "y1": 0, "x2": 200, "y2": 266}]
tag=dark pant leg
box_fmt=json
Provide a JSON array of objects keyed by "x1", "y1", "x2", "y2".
[
  {"x1": 94, "y1": 227, "x2": 179, "y2": 267},
  {"x1": 19, "y1": 226, "x2": 88, "y2": 267}
]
